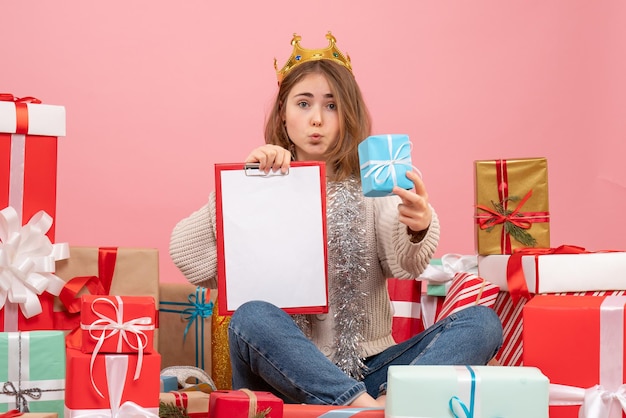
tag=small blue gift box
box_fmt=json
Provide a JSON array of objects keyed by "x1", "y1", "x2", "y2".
[
  {"x1": 160, "y1": 375, "x2": 179, "y2": 392},
  {"x1": 358, "y1": 134, "x2": 414, "y2": 197}
]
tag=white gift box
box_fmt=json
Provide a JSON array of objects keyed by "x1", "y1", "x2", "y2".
[
  {"x1": 386, "y1": 365, "x2": 549, "y2": 418},
  {"x1": 477, "y1": 252, "x2": 626, "y2": 294}
]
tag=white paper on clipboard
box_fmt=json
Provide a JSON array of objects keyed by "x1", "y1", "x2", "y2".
[{"x1": 215, "y1": 162, "x2": 328, "y2": 315}]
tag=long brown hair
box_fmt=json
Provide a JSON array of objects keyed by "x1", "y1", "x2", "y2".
[{"x1": 264, "y1": 60, "x2": 372, "y2": 181}]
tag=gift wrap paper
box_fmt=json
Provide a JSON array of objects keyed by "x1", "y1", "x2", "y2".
[
  {"x1": 159, "y1": 391, "x2": 209, "y2": 417},
  {"x1": 524, "y1": 295, "x2": 626, "y2": 418},
  {"x1": 387, "y1": 278, "x2": 424, "y2": 343},
  {"x1": 0, "y1": 331, "x2": 65, "y2": 417},
  {"x1": 53, "y1": 246, "x2": 160, "y2": 348},
  {"x1": 80, "y1": 295, "x2": 156, "y2": 354},
  {"x1": 358, "y1": 134, "x2": 414, "y2": 197},
  {"x1": 209, "y1": 389, "x2": 283, "y2": 418},
  {"x1": 474, "y1": 158, "x2": 550, "y2": 255},
  {"x1": 479, "y1": 251, "x2": 626, "y2": 294},
  {"x1": 386, "y1": 365, "x2": 549, "y2": 418},
  {"x1": 0, "y1": 95, "x2": 66, "y2": 242},
  {"x1": 283, "y1": 404, "x2": 383, "y2": 417},
  {"x1": 64, "y1": 347, "x2": 160, "y2": 415},
  {"x1": 211, "y1": 298, "x2": 232, "y2": 390},
  {"x1": 159, "y1": 283, "x2": 215, "y2": 375}
]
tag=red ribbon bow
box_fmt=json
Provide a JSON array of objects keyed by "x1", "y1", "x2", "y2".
[
  {"x1": 506, "y1": 245, "x2": 590, "y2": 302},
  {"x1": 0, "y1": 93, "x2": 42, "y2": 134}
]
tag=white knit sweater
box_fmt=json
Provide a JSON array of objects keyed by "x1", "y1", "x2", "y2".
[{"x1": 169, "y1": 188, "x2": 439, "y2": 361}]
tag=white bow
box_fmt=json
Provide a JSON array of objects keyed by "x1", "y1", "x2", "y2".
[
  {"x1": 550, "y1": 383, "x2": 626, "y2": 418},
  {"x1": 0, "y1": 206, "x2": 69, "y2": 319}
]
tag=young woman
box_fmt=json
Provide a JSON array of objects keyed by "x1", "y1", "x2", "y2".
[{"x1": 169, "y1": 33, "x2": 503, "y2": 407}]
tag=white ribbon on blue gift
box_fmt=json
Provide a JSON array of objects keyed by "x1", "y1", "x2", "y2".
[
  {"x1": 548, "y1": 295, "x2": 626, "y2": 418},
  {"x1": 360, "y1": 134, "x2": 421, "y2": 188},
  {"x1": 0, "y1": 206, "x2": 69, "y2": 328}
]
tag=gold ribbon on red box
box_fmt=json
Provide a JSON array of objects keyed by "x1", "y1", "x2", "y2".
[{"x1": 475, "y1": 158, "x2": 550, "y2": 254}]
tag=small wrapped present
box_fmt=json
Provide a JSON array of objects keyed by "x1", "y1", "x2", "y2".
[
  {"x1": 524, "y1": 295, "x2": 626, "y2": 418},
  {"x1": 160, "y1": 375, "x2": 179, "y2": 393},
  {"x1": 159, "y1": 391, "x2": 209, "y2": 418},
  {"x1": 0, "y1": 331, "x2": 65, "y2": 417},
  {"x1": 0, "y1": 207, "x2": 69, "y2": 332},
  {"x1": 80, "y1": 295, "x2": 156, "y2": 354},
  {"x1": 358, "y1": 134, "x2": 414, "y2": 197},
  {"x1": 474, "y1": 157, "x2": 550, "y2": 254},
  {"x1": 209, "y1": 389, "x2": 283, "y2": 418},
  {"x1": 159, "y1": 284, "x2": 214, "y2": 374},
  {"x1": 386, "y1": 365, "x2": 549, "y2": 417},
  {"x1": 53, "y1": 246, "x2": 159, "y2": 349},
  {"x1": 387, "y1": 278, "x2": 423, "y2": 343},
  {"x1": 435, "y1": 272, "x2": 500, "y2": 323},
  {"x1": 0, "y1": 93, "x2": 66, "y2": 243},
  {"x1": 283, "y1": 404, "x2": 383, "y2": 417},
  {"x1": 64, "y1": 347, "x2": 160, "y2": 416}
]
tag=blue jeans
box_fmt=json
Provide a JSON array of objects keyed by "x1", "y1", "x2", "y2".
[{"x1": 228, "y1": 300, "x2": 503, "y2": 405}]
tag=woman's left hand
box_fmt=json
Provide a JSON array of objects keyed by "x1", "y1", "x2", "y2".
[{"x1": 393, "y1": 170, "x2": 432, "y2": 234}]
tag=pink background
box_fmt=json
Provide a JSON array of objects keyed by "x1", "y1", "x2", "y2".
[{"x1": 2, "y1": 1, "x2": 625, "y2": 283}]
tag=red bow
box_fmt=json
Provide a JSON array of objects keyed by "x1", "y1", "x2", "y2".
[{"x1": 506, "y1": 245, "x2": 590, "y2": 302}]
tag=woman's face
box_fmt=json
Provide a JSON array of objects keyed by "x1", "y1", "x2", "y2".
[{"x1": 283, "y1": 72, "x2": 340, "y2": 162}]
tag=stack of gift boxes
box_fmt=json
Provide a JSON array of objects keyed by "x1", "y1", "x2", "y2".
[
  {"x1": 1, "y1": 95, "x2": 168, "y2": 417},
  {"x1": 65, "y1": 295, "x2": 160, "y2": 416},
  {"x1": 413, "y1": 156, "x2": 626, "y2": 417}
]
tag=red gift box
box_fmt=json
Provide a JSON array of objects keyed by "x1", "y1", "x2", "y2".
[
  {"x1": 0, "y1": 94, "x2": 65, "y2": 242},
  {"x1": 387, "y1": 278, "x2": 424, "y2": 342},
  {"x1": 283, "y1": 404, "x2": 384, "y2": 417},
  {"x1": 209, "y1": 390, "x2": 283, "y2": 418},
  {"x1": 64, "y1": 347, "x2": 160, "y2": 416},
  {"x1": 524, "y1": 295, "x2": 626, "y2": 418},
  {"x1": 79, "y1": 294, "x2": 156, "y2": 354}
]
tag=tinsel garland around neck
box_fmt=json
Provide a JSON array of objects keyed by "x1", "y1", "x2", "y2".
[{"x1": 294, "y1": 176, "x2": 369, "y2": 379}]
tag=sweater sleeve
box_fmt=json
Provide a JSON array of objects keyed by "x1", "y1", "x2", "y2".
[
  {"x1": 169, "y1": 192, "x2": 218, "y2": 289},
  {"x1": 374, "y1": 196, "x2": 440, "y2": 279}
]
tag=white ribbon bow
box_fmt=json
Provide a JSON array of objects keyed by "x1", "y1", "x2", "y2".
[
  {"x1": 360, "y1": 134, "x2": 420, "y2": 188},
  {"x1": 418, "y1": 253, "x2": 478, "y2": 284},
  {"x1": 550, "y1": 383, "x2": 626, "y2": 418},
  {"x1": 70, "y1": 355, "x2": 158, "y2": 417},
  {"x1": 84, "y1": 296, "x2": 154, "y2": 398},
  {"x1": 0, "y1": 206, "x2": 69, "y2": 319}
]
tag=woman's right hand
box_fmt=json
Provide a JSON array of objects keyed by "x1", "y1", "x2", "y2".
[{"x1": 244, "y1": 144, "x2": 291, "y2": 174}]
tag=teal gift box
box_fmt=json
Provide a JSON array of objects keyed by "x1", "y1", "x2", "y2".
[
  {"x1": 358, "y1": 134, "x2": 414, "y2": 197},
  {"x1": 386, "y1": 365, "x2": 549, "y2": 418},
  {"x1": 0, "y1": 331, "x2": 65, "y2": 416}
]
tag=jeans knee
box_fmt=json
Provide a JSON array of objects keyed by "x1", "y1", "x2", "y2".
[
  {"x1": 473, "y1": 306, "x2": 503, "y2": 346},
  {"x1": 230, "y1": 300, "x2": 281, "y2": 334}
]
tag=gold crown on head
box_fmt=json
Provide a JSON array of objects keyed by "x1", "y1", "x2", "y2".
[{"x1": 274, "y1": 32, "x2": 352, "y2": 84}]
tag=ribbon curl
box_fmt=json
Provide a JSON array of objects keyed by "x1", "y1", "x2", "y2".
[{"x1": 0, "y1": 206, "x2": 69, "y2": 320}]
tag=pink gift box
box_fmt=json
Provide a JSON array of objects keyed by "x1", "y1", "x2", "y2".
[{"x1": 80, "y1": 295, "x2": 156, "y2": 354}]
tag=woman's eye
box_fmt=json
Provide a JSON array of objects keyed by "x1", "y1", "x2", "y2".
[
  {"x1": 327, "y1": 103, "x2": 337, "y2": 110},
  {"x1": 297, "y1": 101, "x2": 309, "y2": 108}
]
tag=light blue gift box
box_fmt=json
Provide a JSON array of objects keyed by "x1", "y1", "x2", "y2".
[
  {"x1": 358, "y1": 134, "x2": 414, "y2": 197},
  {"x1": 386, "y1": 365, "x2": 549, "y2": 418},
  {"x1": 0, "y1": 331, "x2": 65, "y2": 417}
]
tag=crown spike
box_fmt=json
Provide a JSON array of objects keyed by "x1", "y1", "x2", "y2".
[{"x1": 275, "y1": 32, "x2": 352, "y2": 84}]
